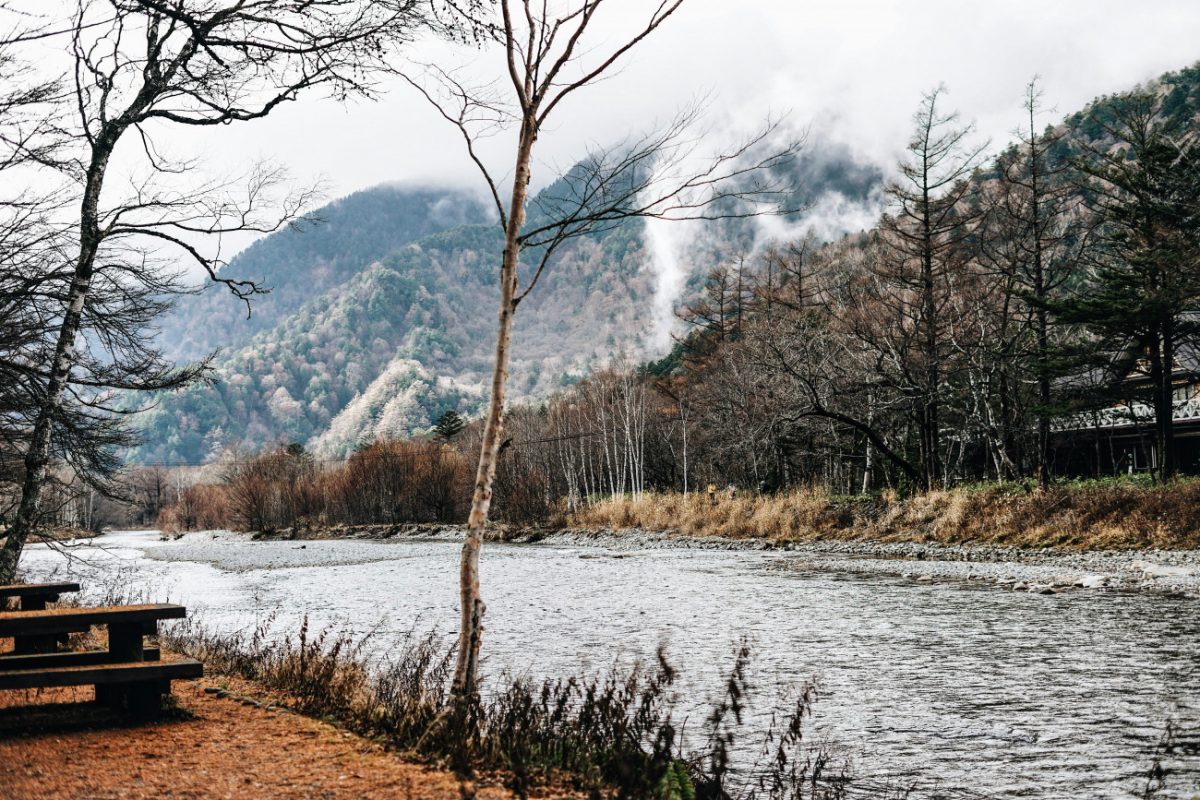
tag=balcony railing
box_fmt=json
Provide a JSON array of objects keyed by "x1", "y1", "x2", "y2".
[{"x1": 1052, "y1": 397, "x2": 1200, "y2": 432}]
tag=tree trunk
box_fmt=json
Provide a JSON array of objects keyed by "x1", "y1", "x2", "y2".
[
  {"x1": 1032, "y1": 163, "x2": 1052, "y2": 489},
  {"x1": 920, "y1": 178, "x2": 941, "y2": 490},
  {"x1": 1156, "y1": 326, "x2": 1177, "y2": 480},
  {"x1": 451, "y1": 120, "x2": 536, "y2": 702},
  {"x1": 0, "y1": 141, "x2": 112, "y2": 583}
]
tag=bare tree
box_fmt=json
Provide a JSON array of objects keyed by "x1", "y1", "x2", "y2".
[
  {"x1": 0, "y1": 0, "x2": 428, "y2": 582},
  {"x1": 874, "y1": 87, "x2": 987, "y2": 488},
  {"x1": 407, "y1": 0, "x2": 798, "y2": 708},
  {"x1": 981, "y1": 78, "x2": 1092, "y2": 486}
]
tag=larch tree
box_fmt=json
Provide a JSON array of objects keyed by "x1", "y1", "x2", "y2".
[
  {"x1": 982, "y1": 78, "x2": 1092, "y2": 486},
  {"x1": 405, "y1": 0, "x2": 799, "y2": 710},
  {"x1": 875, "y1": 86, "x2": 987, "y2": 489},
  {"x1": 0, "y1": 0, "x2": 430, "y2": 582}
]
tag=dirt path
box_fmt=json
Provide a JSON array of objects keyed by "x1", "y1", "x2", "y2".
[{"x1": 0, "y1": 676, "x2": 562, "y2": 799}]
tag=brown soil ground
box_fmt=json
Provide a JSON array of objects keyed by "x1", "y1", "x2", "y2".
[{"x1": 0, "y1": 674, "x2": 572, "y2": 800}]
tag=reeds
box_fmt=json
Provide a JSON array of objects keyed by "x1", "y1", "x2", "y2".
[{"x1": 161, "y1": 619, "x2": 867, "y2": 799}]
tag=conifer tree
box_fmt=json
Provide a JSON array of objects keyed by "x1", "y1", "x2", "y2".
[
  {"x1": 1055, "y1": 92, "x2": 1200, "y2": 480},
  {"x1": 434, "y1": 410, "x2": 466, "y2": 441}
]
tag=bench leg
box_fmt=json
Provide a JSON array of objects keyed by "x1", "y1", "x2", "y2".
[
  {"x1": 97, "y1": 683, "x2": 132, "y2": 711},
  {"x1": 94, "y1": 682, "x2": 164, "y2": 718},
  {"x1": 94, "y1": 684, "x2": 121, "y2": 708},
  {"x1": 108, "y1": 624, "x2": 145, "y2": 663},
  {"x1": 126, "y1": 682, "x2": 163, "y2": 720}
]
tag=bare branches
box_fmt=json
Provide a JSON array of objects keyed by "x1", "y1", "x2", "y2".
[
  {"x1": 398, "y1": 64, "x2": 512, "y2": 227},
  {"x1": 0, "y1": 0, "x2": 441, "y2": 581},
  {"x1": 404, "y1": 4, "x2": 802, "y2": 305},
  {"x1": 395, "y1": 0, "x2": 804, "y2": 703},
  {"x1": 533, "y1": 0, "x2": 684, "y2": 124}
]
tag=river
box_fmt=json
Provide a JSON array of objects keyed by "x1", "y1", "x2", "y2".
[{"x1": 20, "y1": 529, "x2": 1200, "y2": 799}]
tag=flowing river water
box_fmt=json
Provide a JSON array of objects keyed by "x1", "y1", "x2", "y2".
[{"x1": 20, "y1": 529, "x2": 1200, "y2": 799}]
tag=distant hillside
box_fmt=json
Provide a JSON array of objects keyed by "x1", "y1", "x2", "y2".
[
  {"x1": 158, "y1": 185, "x2": 492, "y2": 362},
  {"x1": 133, "y1": 142, "x2": 886, "y2": 464}
]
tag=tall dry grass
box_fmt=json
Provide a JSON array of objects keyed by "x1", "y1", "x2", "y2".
[
  {"x1": 162, "y1": 618, "x2": 866, "y2": 799},
  {"x1": 566, "y1": 478, "x2": 1200, "y2": 550},
  {"x1": 567, "y1": 487, "x2": 850, "y2": 541}
]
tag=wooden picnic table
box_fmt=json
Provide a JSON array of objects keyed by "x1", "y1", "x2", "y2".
[
  {"x1": 0, "y1": 604, "x2": 186, "y2": 657},
  {"x1": 0, "y1": 581, "x2": 80, "y2": 611},
  {"x1": 0, "y1": 603, "x2": 199, "y2": 718}
]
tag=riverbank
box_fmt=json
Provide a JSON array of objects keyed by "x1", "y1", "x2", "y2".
[
  {"x1": 0, "y1": 669, "x2": 565, "y2": 799},
  {"x1": 246, "y1": 520, "x2": 1200, "y2": 598},
  {"x1": 566, "y1": 479, "x2": 1200, "y2": 550},
  {"x1": 19, "y1": 529, "x2": 1200, "y2": 796},
  {"x1": 550, "y1": 527, "x2": 1200, "y2": 597}
]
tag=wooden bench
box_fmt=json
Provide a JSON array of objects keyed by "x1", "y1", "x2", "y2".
[
  {"x1": 0, "y1": 582, "x2": 80, "y2": 611},
  {"x1": 0, "y1": 660, "x2": 202, "y2": 717},
  {"x1": 0, "y1": 582, "x2": 81, "y2": 652},
  {"x1": 0, "y1": 646, "x2": 161, "y2": 670},
  {"x1": 0, "y1": 604, "x2": 202, "y2": 718}
]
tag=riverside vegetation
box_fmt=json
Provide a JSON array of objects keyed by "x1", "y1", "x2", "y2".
[
  {"x1": 142, "y1": 440, "x2": 1200, "y2": 552},
  {"x1": 19, "y1": 62, "x2": 1200, "y2": 559},
  {"x1": 154, "y1": 615, "x2": 1195, "y2": 800},
  {"x1": 162, "y1": 618, "x2": 871, "y2": 800},
  {"x1": 5, "y1": 4, "x2": 1200, "y2": 799}
]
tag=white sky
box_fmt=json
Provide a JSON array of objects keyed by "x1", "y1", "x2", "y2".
[
  {"x1": 164, "y1": 0, "x2": 1200, "y2": 206},
  {"x1": 10, "y1": 1, "x2": 1200, "y2": 226}
]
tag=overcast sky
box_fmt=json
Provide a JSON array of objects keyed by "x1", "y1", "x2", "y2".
[{"x1": 164, "y1": 0, "x2": 1200, "y2": 207}]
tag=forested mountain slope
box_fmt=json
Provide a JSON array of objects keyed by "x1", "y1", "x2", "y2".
[
  {"x1": 134, "y1": 143, "x2": 884, "y2": 464},
  {"x1": 136, "y1": 55, "x2": 1200, "y2": 467},
  {"x1": 158, "y1": 185, "x2": 492, "y2": 362}
]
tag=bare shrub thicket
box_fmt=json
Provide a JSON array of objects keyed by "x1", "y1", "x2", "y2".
[{"x1": 157, "y1": 440, "x2": 471, "y2": 534}]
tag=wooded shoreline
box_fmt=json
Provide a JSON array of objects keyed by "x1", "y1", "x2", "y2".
[
  {"x1": 220, "y1": 480, "x2": 1200, "y2": 599},
  {"x1": 226, "y1": 477, "x2": 1200, "y2": 552}
]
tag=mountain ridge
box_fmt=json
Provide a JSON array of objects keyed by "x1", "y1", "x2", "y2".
[{"x1": 132, "y1": 140, "x2": 893, "y2": 463}]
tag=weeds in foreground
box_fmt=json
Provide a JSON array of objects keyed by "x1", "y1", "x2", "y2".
[
  {"x1": 162, "y1": 618, "x2": 875, "y2": 799},
  {"x1": 1142, "y1": 720, "x2": 1200, "y2": 800}
]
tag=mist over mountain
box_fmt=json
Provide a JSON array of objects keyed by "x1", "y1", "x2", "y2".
[{"x1": 132, "y1": 139, "x2": 885, "y2": 464}]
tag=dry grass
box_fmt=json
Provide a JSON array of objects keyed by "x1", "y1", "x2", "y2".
[
  {"x1": 159, "y1": 618, "x2": 864, "y2": 800},
  {"x1": 565, "y1": 477, "x2": 1200, "y2": 550}
]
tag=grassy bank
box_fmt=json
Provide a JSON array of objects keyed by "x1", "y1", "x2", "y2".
[
  {"x1": 160, "y1": 619, "x2": 870, "y2": 800},
  {"x1": 564, "y1": 477, "x2": 1200, "y2": 550}
]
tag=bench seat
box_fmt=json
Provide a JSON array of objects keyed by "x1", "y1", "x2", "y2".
[
  {"x1": 0, "y1": 604, "x2": 186, "y2": 637},
  {"x1": 0, "y1": 582, "x2": 81, "y2": 612},
  {"x1": 0, "y1": 582, "x2": 81, "y2": 600},
  {"x1": 0, "y1": 657, "x2": 203, "y2": 719},
  {"x1": 0, "y1": 658, "x2": 201, "y2": 691},
  {"x1": 0, "y1": 647, "x2": 160, "y2": 671}
]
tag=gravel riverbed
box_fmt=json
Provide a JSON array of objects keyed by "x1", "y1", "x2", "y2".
[
  {"x1": 544, "y1": 527, "x2": 1200, "y2": 597},
  {"x1": 289, "y1": 523, "x2": 1200, "y2": 598}
]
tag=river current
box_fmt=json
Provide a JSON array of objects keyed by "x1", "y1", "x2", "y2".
[{"x1": 20, "y1": 530, "x2": 1200, "y2": 799}]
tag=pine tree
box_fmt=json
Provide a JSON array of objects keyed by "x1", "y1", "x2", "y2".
[
  {"x1": 434, "y1": 410, "x2": 466, "y2": 441},
  {"x1": 1055, "y1": 92, "x2": 1200, "y2": 480}
]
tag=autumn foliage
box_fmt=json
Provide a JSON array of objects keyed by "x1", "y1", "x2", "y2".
[{"x1": 157, "y1": 440, "x2": 471, "y2": 533}]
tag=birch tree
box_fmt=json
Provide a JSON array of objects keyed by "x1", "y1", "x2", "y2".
[{"x1": 408, "y1": 0, "x2": 798, "y2": 709}]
